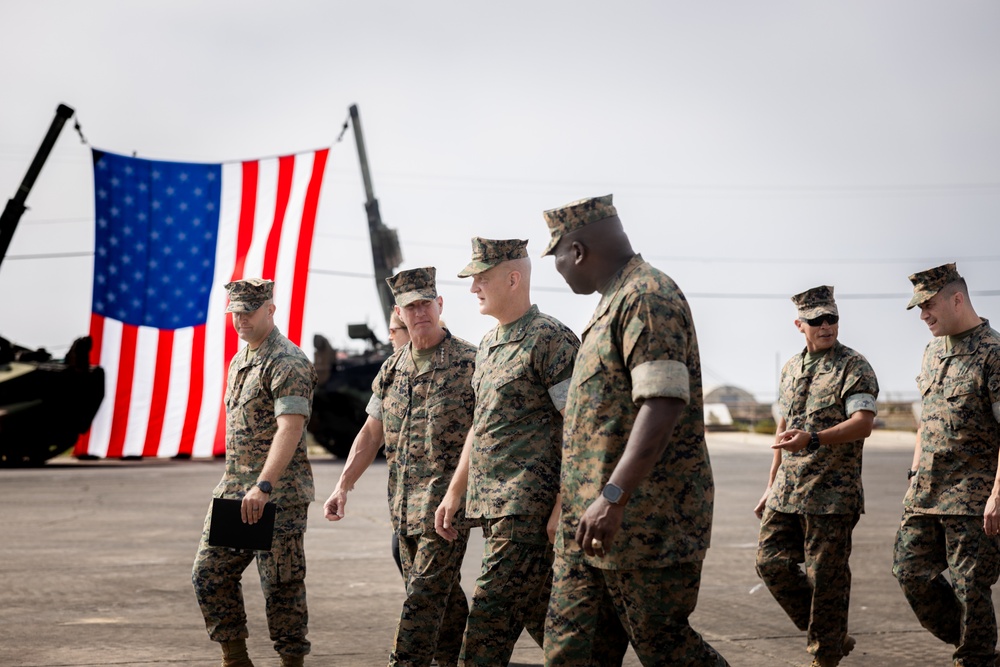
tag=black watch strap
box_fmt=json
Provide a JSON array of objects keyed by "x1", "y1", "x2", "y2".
[{"x1": 907, "y1": 469, "x2": 917, "y2": 480}]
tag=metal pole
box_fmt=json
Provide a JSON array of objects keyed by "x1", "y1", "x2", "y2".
[{"x1": 0, "y1": 103, "x2": 76, "y2": 273}]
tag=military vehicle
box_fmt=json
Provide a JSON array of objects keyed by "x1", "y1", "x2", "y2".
[
  {"x1": 0, "y1": 104, "x2": 106, "y2": 466},
  {"x1": 306, "y1": 105, "x2": 402, "y2": 458}
]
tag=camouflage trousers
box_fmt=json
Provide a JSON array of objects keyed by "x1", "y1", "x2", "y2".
[
  {"x1": 459, "y1": 515, "x2": 553, "y2": 666},
  {"x1": 191, "y1": 500, "x2": 310, "y2": 657},
  {"x1": 893, "y1": 510, "x2": 1000, "y2": 667},
  {"x1": 755, "y1": 509, "x2": 859, "y2": 661},
  {"x1": 543, "y1": 553, "x2": 729, "y2": 667},
  {"x1": 390, "y1": 529, "x2": 470, "y2": 667}
]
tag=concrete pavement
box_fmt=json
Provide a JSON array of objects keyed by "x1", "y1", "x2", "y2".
[{"x1": 0, "y1": 430, "x2": 977, "y2": 666}]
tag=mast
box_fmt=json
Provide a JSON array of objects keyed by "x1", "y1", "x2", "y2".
[
  {"x1": 349, "y1": 104, "x2": 402, "y2": 329},
  {"x1": 0, "y1": 103, "x2": 76, "y2": 273}
]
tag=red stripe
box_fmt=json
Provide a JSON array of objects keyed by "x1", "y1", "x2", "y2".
[
  {"x1": 75, "y1": 313, "x2": 106, "y2": 456},
  {"x1": 177, "y1": 324, "x2": 206, "y2": 456},
  {"x1": 288, "y1": 148, "x2": 328, "y2": 344},
  {"x1": 105, "y1": 323, "x2": 139, "y2": 458},
  {"x1": 262, "y1": 154, "x2": 294, "y2": 280},
  {"x1": 142, "y1": 330, "x2": 174, "y2": 457},
  {"x1": 229, "y1": 160, "x2": 258, "y2": 285}
]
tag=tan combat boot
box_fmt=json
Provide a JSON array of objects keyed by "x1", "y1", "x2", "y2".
[
  {"x1": 279, "y1": 655, "x2": 304, "y2": 667},
  {"x1": 220, "y1": 639, "x2": 255, "y2": 667},
  {"x1": 808, "y1": 635, "x2": 856, "y2": 667}
]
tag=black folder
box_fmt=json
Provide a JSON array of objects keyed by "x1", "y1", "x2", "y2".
[{"x1": 208, "y1": 497, "x2": 276, "y2": 551}]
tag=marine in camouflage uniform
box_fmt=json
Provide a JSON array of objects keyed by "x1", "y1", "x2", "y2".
[
  {"x1": 192, "y1": 279, "x2": 318, "y2": 667},
  {"x1": 754, "y1": 286, "x2": 878, "y2": 667},
  {"x1": 435, "y1": 237, "x2": 581, "y2": 666},
  {"x1": 323, "y1": 267, "x2": 476, "y2": 667},
  {"x1": 892, "y1": 263, "x2": 1000, "y2": 667},
  {"x1": 539, "y1": 195, "x2": 728, "y2": 667}
]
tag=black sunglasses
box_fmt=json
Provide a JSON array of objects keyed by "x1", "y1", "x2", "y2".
[{"x1": 804, "y1": 314, "x2": 839, "y2": 327}]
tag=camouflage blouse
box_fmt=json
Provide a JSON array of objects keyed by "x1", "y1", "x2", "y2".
[
  {"x1": 558, "y1": 255, "x2": 714, "y2": 570},
  {"x1": 906, "y1": 319, "x2": 1000, "y2": 516},
  {"x1": 467, "y1": 305, "x2": 580, "y2": 520},
  {"x1": 768, "y1": 342, "x2": 879, "y2": 515},
  {"x1": 368, "y1": 330, "x2": 477, "y2": 536},
  {"x1": 218, "y1": 327, "x2": 317, "y2": 506}
]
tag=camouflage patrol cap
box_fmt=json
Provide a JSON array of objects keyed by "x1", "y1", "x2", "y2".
[
  {"x1": 906, "y1": 262, "x2": 962, "y2": 310},
  {"x1": 541, "y1": 194, "x2": 618, "y2": 257},
  {"x1": 457, "y1": 237, "x2": 529, "y2": 278},
  {"x1": 224, "y1": 278, "x2": 274, "y2": 313},
  {"x1": 792, "y1": 285, "x2": 839, "y2": 320},
  {"x1": 387, "y1": 267, "x2": 438, "y2": 307}
]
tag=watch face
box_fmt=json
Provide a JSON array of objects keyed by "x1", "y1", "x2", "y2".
[
  {"x1": 602, "y1": 484, "x2": 623, "y2": 503},
  {"x1": 257, "y1": 481, "x2": 272, "y2": 494}
]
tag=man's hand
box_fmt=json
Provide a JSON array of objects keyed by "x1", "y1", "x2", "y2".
[
  {"x1": 754, "y1": 489, "x2": 770, "y2": 519},
  {"x1": 242, "y1": 486, "x2": 269, "y2": 525},
  {"x1": 984, "y1": 493, "x2": 1000, "y2": 535},
  {"x1": 324, "y1": 487, "x2": 348, "y2": 521},
  {"x1": 576, "y1": 496, "x2": 625, "y2": 557},
  {"x1": 434, "y1": 492, "x2": 462, "y2": 542},
  {"x1": 773, "y1": 428, "x2": 809, "y2": 453}
]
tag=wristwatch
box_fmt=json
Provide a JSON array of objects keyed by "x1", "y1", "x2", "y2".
[
  {"x1": 806, "y1": 432, "x2": 821, "y2": 453},
  {"x1": 601, "y1": 483, "x2": 630, "y2": 506},
  {"x1": 256, "y1": 480, "x2": 273, "y2": 494},
  {"x1": 907, "y1": 469, "x2": 918, "y2": 480}
]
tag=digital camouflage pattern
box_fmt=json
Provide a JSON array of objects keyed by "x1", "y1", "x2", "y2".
[
  {"x1": 544, "y1": 556, "x2": 728, "y2": 666},
  {"x1": 224, "y1": 278, "x2": 274, "y2": 313},
  {"x1": 457, "y1": 237, "x2": 529, "y2": 278},
  {"x1": 540, "y1": 194, "x2": 617, "y2": 256},
  {"x1": 906, "y1": 262, "x2": 962, "y2": 310},
  {"x1": 467, "y1": 305, "x2": 579, "y2": 519},
  {"x1": 386, "y1": 267, "x2": 439, "y2": 307},
  {"x1": 768, "y1": 341, "x2": 879, "y2": 515},
  {"x1": 461, "y1": 515, "x2": 552, "y2": 666},
  {"x1": 756, "y1": 510, "x2": 859, "y2": 662},
  {"x1": 391, "y1": 531, "x2": 471, "y2": 667},
  {"x1": 368, "y1": 330, "x2": 476, "y2": 666},
  {"x1": 791, "y1": 285, "x2": 839, "y2": 320},
  {"x1": 193, "y1": 325, "x2": 316, "y2": 657},
  {"x1": 216, "y1": 327, "x2": 317, "y2": 505},
  {"x1": 893, "y1": 511, "x2": 1000, "y2": 667},
  {"x1": 369, "y1": 330, "x2": 477, "y2": 536},
  {"x1": 905, "y1": 320, "x2": 1000, "y2": 516},
  {"x1": 557, "y1": 254, "x2": 714, "y2": 569}
]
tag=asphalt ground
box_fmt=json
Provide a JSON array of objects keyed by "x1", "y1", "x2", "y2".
[{"x1": 0, "y1": 430, "x2": 983, "y2": 667}]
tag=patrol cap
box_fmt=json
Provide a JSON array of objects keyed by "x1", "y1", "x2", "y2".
[
  {"x1": 541, "y1": 194, "x2": 618, "y2": 257},
  {"x1": 387, "y1": 267, "x2": 438, "y2": 307},
  {"x1": 792, "y1": 285, "x2": 838, "y2": 320},
  {"x1": 225, "y1": 278, "x2": 273, "y2": 313},
  {"x1": 457, "y1": 237, "x2": 529, "y2": 278},
  {"x1": 906, "y1": 263, "x2": 962, "y2": 310}
]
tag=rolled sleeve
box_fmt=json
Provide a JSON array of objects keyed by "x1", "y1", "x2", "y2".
[
  {"x1": 275, "y1": 395, "x2": 310, "y2": 417},
  {"x1": 547, "y1": 378, "x2": 571, "y2": 412},
  {"x1": 846, "y1": 392, "x2": 878, "y2": 416},
  {"x1": 631, "y1": 360, "x2": 690, "y2": 404},
  {"x1": 366, "y1": 393, "x2": 382, "y2": 420}
]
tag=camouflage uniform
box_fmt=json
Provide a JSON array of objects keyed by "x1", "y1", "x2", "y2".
[
  {"x1": 756, "y1": 286, "x2": 879, "y2": 663},
  {"x1": 541, "y1": 194, "x2": 725, "y2": 666},
  {"x1": 369, "y1": 319, "x2": 477, "y2": 667},
  {"x1": 192, "y1": 289, "x2": 318, "y2": 661},
  {"x1": 892, "y1": 264, "x2": 1000, "y2": 667},
  {"x1": 462, "y1": 298, "x2": 580, "y2": 665}
]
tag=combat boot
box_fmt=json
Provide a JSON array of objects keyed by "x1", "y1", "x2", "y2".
[
  {"x1": 807, "y1": 635, "x2": 855, "y2": 667},
  {"x1": 220, "y1": 639, "x2": 255, "y2": 667},
  {"x1": 279, "y1": 655, "x2": 304, "y2": 667}
]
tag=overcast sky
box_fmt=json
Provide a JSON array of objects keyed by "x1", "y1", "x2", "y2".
[{"x1": 2, "y1": 1, "x2": 999, "y2": 403}]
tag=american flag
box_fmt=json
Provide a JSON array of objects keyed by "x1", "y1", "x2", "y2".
[{"x1": 76, "y1": 148, "x2": 329, "y2": 458}]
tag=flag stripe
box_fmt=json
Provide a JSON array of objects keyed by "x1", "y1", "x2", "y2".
[
  {"x1": 106, "y1": 323, "x2": 138, "y2": 458},
  {"x1": 263, "y1": 155, "x2": 295, "y2": 280},
  {"x1": 289, "y1": 148, "x2": 328, "y2": 343},
  {"x1": 142, "y1": 330, "x2": 174, "y2": 457}
]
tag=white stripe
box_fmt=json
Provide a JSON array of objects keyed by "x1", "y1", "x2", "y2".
[
  {"x1": 89, "y1": 319, "x2": 123, "y2": 458},
  {"x1": 157, "y1": 327, "x2": 193, "y2": 458},
  {"x1": 120, "y1": 326, "x2": 158, "y2": 456}
]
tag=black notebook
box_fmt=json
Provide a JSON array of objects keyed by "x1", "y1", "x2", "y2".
[{"x1": 208, "y1": 497, "x2": 276, "y2": 551}]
